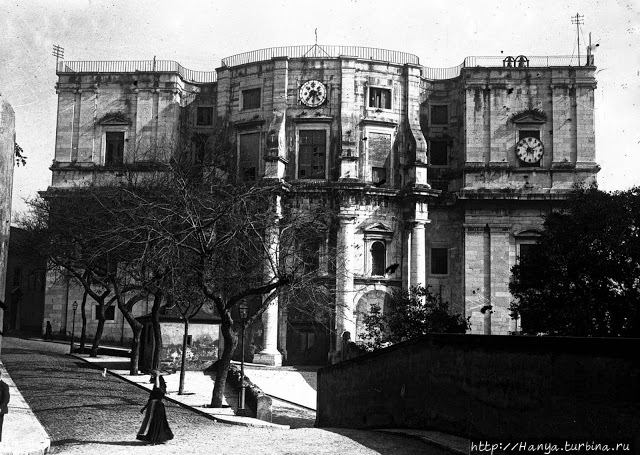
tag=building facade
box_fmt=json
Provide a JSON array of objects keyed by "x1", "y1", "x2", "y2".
[
  {"x1": 1, "y1": 94, "x2": 16, "y2": 353},
  {"x1": 44, "y1": 46, "x2": 598, "y2": 365}
]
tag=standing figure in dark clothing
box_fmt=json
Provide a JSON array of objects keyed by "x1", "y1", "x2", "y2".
[
  {"x1": 137, "y1": 371, "x2": 173, "y2": 444},
  {"x1": 0, "y1": 371, "x2": 10, "y2": 441},
  {"x1": 44, "y1": 321, "x2": 53, "y2": 341}
]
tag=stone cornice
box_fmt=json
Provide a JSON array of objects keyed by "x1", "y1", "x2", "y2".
[
  {"x1": 291, "y1": 115, "x2": 334, "y2": 123},
  {"x1": 360, "y1": 117, "x2": 398, "y2": 127}
]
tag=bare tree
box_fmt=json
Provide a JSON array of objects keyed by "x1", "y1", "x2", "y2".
[
  {"x1": 109, "y1": 157, "x2": 339, "y2": 407},
  {"x1": 20, "y1": 188, "x2": 160, "y2": 367},
  {"x1": 23, "y1": 128, "x2": 339, "y2": 405}
]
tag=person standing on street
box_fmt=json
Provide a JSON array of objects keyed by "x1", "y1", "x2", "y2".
[
  {"x1": 0, "y1": 371, "x2": 10, "y2": 442},
  {"x1": 137, "y1": 370, "x2": 173, "y2": 445},
  {"x1": 44, "y1": 321, "x2": 53, "y2": 341}
]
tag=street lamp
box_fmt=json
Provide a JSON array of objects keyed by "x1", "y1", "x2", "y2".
[
  {"x1": 238, "y1": 301, "x2": 249, "y2": 412},
  {"x1": 70, "y1": 301, "x2": 78, "y2": 354}
]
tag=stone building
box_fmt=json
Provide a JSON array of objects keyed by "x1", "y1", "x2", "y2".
[
  {"x1": 43, "y1": 46, "x2": 597, "y2": 365},
  {"x1": 4, "y1": 227, "x2": 46, "y2": 335},
  {"x1": 1, "y1": 94, "x2": 16, "y2": 353}
]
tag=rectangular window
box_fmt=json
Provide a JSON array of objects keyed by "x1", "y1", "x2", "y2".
[
  {"x1": 196, "y1": 107, "x2": 213, "y2": 126},
  {"x1": 369, "y1": 87, "x2": 392, "y2": 109},
  {"x1": 105, "y1": 132, "x2": 124, "y2": 166},
  {"x1": 95, "y1": 305, "x2": 116, "y2": 321},
  {"x1": 239, "y1": 133, "x2": 260, "y2": 181},
  {"x1": 242, "y1": 88, "x2": 261, "y2": 110},
  {"x1": 368, "y1": 131, "x2": 391, "y2": 184},
  {"x1": 298, "y1": 130, "x2": 326, "y2": 179},
  {"x1": 430, "y1": 140, "x2": 448, "y2": 165},
  {"x1": 519, "y1": 130, "x2": 540, "y2": 140},
  {"x1": 518, "y1": 243, "x2": 539, "y2": 282},
  {"x1": 372, "y1": 167, "x2": 387, "y2": 185},
  {"x1": 430, "y1": 247, "x2": 448, "y2": 275},
  {"x1": 430, "y1": 105, "x2": 449, "y2": 125}
]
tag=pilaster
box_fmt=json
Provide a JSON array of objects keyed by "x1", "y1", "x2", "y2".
[
  {"x1": 409, "y1": 221, "x2": 426, "y2": 288},
  {"x1": 339, "y1": 56, "x2": 359, "y2": 180}
]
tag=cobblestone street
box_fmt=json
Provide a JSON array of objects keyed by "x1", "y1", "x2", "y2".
[{"x1": 1, "y1": 337, "x2": 448, "y2": 454}]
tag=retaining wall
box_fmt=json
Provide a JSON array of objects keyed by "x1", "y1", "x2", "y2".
[{"x1": 316, "y1": 334, "x2": 640, "y2": 444}]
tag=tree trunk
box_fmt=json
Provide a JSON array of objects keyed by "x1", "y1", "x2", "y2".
[
  {"x1": 211, "y1": 310, "x2": 238, "y2": 407},
  {"x1": 91, "y1": 304, "x2": 106, "y2": 357},
  {"x1": 150, "y1": 292, "x2": 163, "y2": 371},
  {"x1": 79, "y1": 290, "x2": 88, "y2": 354},
  {"x1": 178, "y1": 318, "x2": 189, "y2": 394},
  {"x1": 129, "y1": 323, "x2": 143, "y2": 375},
  {"x1": 117, "y1": 298, "x2": 144, "y2": 375}
]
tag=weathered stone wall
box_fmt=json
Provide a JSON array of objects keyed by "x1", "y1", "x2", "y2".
[
  {"x1": 0, "y1": 95, "x2": 15, "y2": 352},
  {"x1": 424, "y1": 206, "x2": 464, "y2": 314},
  {"x1": 54, "y1": 73, "x2": 197, "y2": 173},
  {"x1": 316, "y1": 334, "x2": 640, "y2": 444},
  {"x1": 462, "y1": 66, "x2": 597, "y2": 190},
  {"x1": 157, "y1": 322, "x2": 220, "y2": 371}
]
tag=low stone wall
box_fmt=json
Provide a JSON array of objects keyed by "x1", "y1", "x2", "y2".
[{"x1": 316, "y1": 334, "x2": 640, "y2": 443}]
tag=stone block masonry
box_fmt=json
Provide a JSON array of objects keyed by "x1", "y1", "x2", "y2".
[{"x1": 317, "y1": 333, "x2": 640, "y2": 446}]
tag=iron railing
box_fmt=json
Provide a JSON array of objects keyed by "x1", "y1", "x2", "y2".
[
  {"x1": 464, "y1": 55, "x2": 582, "y2": 68},
  {"x1": 421, "y1": 55, "x2": 585, "y2": 80},
  {"x1": 58, "y1": 53, "x2": 585, "y2": 84},
  {"x1": 220, "y1": 44, "x2": 420, "y2": 68},
  {"x1": 421, "y1": 63, "x2": 465, "y2": 80},
  {"x1": 57, "y1": 60, "x2": 217, "y2": 83}
]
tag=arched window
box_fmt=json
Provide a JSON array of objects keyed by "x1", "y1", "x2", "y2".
[{"x1": 371, "y1": 241, "x2": 386, "y2": 276}]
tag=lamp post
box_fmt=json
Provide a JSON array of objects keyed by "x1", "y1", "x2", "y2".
[
  {"x1": 238, "y1": 301, "x2": 249, "y2": 412},
  {"x1": 70, "y1": 301, "x2": 78, "y2": 354}
]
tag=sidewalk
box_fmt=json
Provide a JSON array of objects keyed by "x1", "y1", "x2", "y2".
[
  {"x1": 0, "y1": 362, "x2": 50, "y2": 455},
  {"x1": 72, "y1": 352, "x2": 292, "y2": 429}
]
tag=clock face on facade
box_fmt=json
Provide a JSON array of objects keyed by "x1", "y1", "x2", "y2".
[
  {"x1": 299, "y1": 80, "x2": 327, "y2": 107},
  {"x1": 515, "y1": 136, "x2": 544, "y2": 164}
]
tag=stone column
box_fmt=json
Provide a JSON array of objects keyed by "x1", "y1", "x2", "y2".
[
  {"x1": 409, "y1": 221, "x2": 426, "y2": 288},
  {"x1": 334, "y1": 214, "x2": 356, "y2": 355},
  {"x1": 253, "y1": 195, "x2": 283, "y2": 366}
]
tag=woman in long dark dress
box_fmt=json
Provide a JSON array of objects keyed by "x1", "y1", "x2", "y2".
[{"x1": 137, "y1": 371, "x2": 174, "y2": 444}]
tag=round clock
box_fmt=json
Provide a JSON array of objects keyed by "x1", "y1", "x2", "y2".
[
  {"x1": 299, "y1": 80, "x2": 327, "y2": 107},
  {"x1": 515, "y1": 136, "x2": 544, "y2": 164}
]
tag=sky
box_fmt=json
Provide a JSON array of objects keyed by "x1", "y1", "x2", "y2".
[{"x1": 2, "y1": 0, "x2": 639, "y2": 216}]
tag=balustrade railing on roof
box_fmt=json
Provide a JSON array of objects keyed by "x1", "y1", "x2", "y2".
[
  {"x1": 57, "y1": 60, "x2": 217, "y2": 83},
  {"x1": 421, "y1": 63, "x2": 465, "y2": 80},
  {"x1": 464, "y1": 55, "x2": 583, "y2": 68},
  {"x1": 57, "y1": 53, "x2": 585, "y2": 84},
  {"x1": 220, "y1": 44, "x2": 420, "y2": 67},
  {"x1": 422, "y1": 55, "x2": 586, "y2": 80}
]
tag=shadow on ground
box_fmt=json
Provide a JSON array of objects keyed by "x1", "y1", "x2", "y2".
[
  {"x1": 52, "y1": 438, "x2": 147, "y2": 447},
  {"x1": 322, "y1": 428, "x2": 436, "y2": 455}
]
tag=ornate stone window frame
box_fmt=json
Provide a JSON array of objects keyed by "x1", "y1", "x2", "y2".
[
  {"x1": 362, "y1": 124, "x2": 396, "y2": 185},
  {"x1": 294, "y1": 123, "x2": 330, "y2": 180},
  {"x1": 98, "y1": 114, "x2": 130, "y2": 166},
  {"x1": 363, "y1": 222, "x2": 394, "y2": 277}
]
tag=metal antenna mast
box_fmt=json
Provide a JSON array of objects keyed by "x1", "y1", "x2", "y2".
[
  {"x1": 52, "y1": 44, "x2": 65, "y2": 70},
  {"x1": 571, "y1": 13, "x2": 584, "y2": 66}
]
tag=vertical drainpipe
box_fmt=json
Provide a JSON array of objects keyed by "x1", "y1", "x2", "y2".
[{"x1": 483, "y1": 223, "x2": 492, "y2": 335}]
